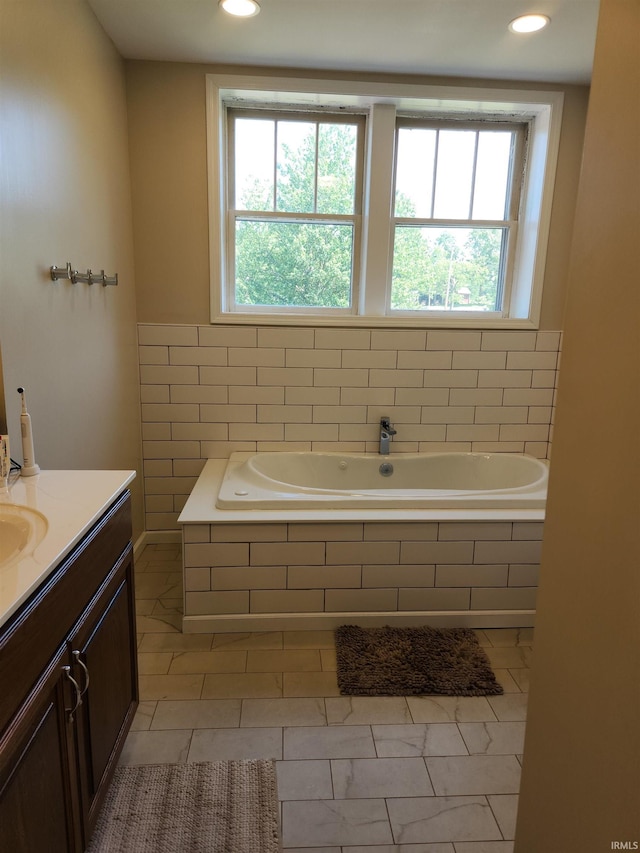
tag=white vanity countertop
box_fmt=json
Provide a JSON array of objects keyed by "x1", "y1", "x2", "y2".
[{"x1": 0, "y1": 469, "x2": 136, "y2": 629}]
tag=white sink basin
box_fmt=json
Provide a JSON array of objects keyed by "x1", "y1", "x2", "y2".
[{"x1": 0, "y1": 504, "x2": 48, "y2": 567}]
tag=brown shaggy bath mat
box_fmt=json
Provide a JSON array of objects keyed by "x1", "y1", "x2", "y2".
[{"x1": 335, "y1": 625, "x2": 504, "y2": 696}]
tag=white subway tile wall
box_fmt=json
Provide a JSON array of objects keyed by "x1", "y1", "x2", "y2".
[
  {"x1": 138, "y1": 324, "x2": 561, "y2": 531},
  {"x1": 182, "y1": 519, "x2": 543, "y2": 621}
]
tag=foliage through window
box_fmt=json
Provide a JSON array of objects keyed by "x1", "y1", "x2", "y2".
[{"x1": 209, "y1": 75, "x2": 563, "y2": 327}]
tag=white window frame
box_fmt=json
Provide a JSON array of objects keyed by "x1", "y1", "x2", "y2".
[
  {"x1": 390, "y1": 117, "x2": 527, "y2": 317},
  {"x1": 206, "y1": 73, "x2": 564, "y2": 329},
  {"x1": 226, "y1": 109, "x2": 366, "y2": 317}
]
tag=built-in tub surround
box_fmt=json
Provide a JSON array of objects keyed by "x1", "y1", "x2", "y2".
[
  {"x1": 217, "y1": 451, "x2": 548, "y2": 509},
  {"x1": 139, "y1": 323, "x2": 560, "y2": 531},
  {"x1": 179, "y1": 459, "x2": 543, "y2": 632},
  {"x1": 0, "y1": 470, "x2": 136, "y2": 626}
]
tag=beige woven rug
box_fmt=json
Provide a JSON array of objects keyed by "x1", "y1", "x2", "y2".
[
  {"x1": 336, "y1": 625, "x2": 504, "y2": 696},
  {"x1": 87, "y1": 760, "x2": 281, "y2": 853}
]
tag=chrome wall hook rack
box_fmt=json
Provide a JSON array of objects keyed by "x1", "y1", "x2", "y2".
[
  {"x1": 71, "y1": 269, "x2": 91, "y2": 284},
  {"x1": 50, "y1": 263, "x2": 118, "y2": 286},
  {"x1": 50, "y1": 262, "x2": 72, "y2": 281}
]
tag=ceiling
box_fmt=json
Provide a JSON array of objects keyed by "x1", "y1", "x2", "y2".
[{"x1": 87, "y1": 0, "x2": 599, "y2": 85}]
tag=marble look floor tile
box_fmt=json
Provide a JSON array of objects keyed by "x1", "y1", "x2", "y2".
[
  {"x1": 129, "y1": 701, "x2": 157, "y2": 731},
  {"x1": 212, "y1": 631, "x2": 283, "y2": 650},
  {"x1": 138, "y1": 633, "x2": 213, "y2": 653},
  {"x1": 276, "y1": 759, "x2": 333, "y2": 800},
  {"x1": 150, "y1": 699, "x2": 241, "y2": 730},
  {"x1": 187, "y1": 727, "x2": 283, "y2": 761},
  {"x1": 325, "y1": 696, "x2": 412, "y2": 726},
  {"x1": 487, "y1": 795, "x2": 519, "y2": 840},
  {"x1": 247, "y1": 649, "x2": 322, "y2": 672},
  {"x1": 137, "y1": 652, "x2": 173, "y2": 675},
  {"x1": 153, "y1": 597, "x2": 183, "y2": 615},
  {"x1": 119, "y1": 729, "x2": 192, "y2": 766},
  {"x1": 426, "y1": 756, "x2": 521, "y2": 796},
  {"x1": 484, "y1": 647, "x2": 532, "y2": 670},
  {"x1": 138, "y1": 673, "x2": 204, "y2": 701},
  {"x1": 141, "y1": 542, "x2": 180, "y2": 563},
  {"x1": 473, "y1": 630, "x2": 492, "y2": 647},
  {"x1": 458, "y1": 722, "x2": 526, "y2": 755},
  {"x1": 372, "y1": 723, "x2": 468, "y2": 757},
  {"x1": 487, "y1": 694, "x2": 528, "y2": 722},
  {"x1": 320, "y1": 649, "x2": 337, "y2": 671},
  {"x1": 407, "y1": 697, "x2": 498, "y2": 724},
  {"x1": 282, "y1": 799, "x2": 393, "y2": 847},
  {"x1": 131, "y1": 550, "x2": 532, "y2": 853},
  {"x1": 331, "y1": 756, "x2": 434, "y2": 799},
  {"x1": 493, "y1": 669, "x2": 521, "y2": 693},
  {"x1": 283, "y1": 630, "x2": 336, "y2": 649},
  {"x1": 284, "y1": 671, "x2": 341, "y2": 698},
  {"x1": 387, "y1": 796, "x2": 502, "y2": 844},
  {"x1": 284, "y1": 726, "x2": 376, "y2": 760},
  {"x1": 282, "y1": 849, "x2": 340, "y2": 853},
  {"x1": 201, "y1": 672, "x2": 283, "y2": 699},
  {"x1": 241, "y1": 697, "x2": 327, "y2": 727},
  {"x1": 135, "y1": 572, "x2": 183, "y2": 599},
  {"x1": 168, "y1": 650, "x2": 247, "y2": 674},
  {"x1": 136, "y1": 613, "x2": 181, "y2": 633},
  {"x1": 147, "y1": 606, "x2": 183, "y2": 632},
  {"x1": 483, "y1": 628, "x2": 533, "y2": 647},
  {"x1": 135, "y1": 552, "x2": 180, "y2": 567},
  {"x1": 135, "y1": 599, "x2": 156, "y2": 616},
  {"x1": 346, "y1": 845, "x2": 454, "y2": 853},
  {"x1": 158, "y1": 572, "x2": 184, "y2": 588},
  {"x1": 509, "y1": 669, "x2": 530, "y2": 692}
]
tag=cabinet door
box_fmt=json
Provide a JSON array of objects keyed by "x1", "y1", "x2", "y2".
[
  {"x1": 70, "y1": 546, "x2": 138, "y2": 842},
  {"x1": 0, "y1": 646, "x2": 82, "y2": 853}
]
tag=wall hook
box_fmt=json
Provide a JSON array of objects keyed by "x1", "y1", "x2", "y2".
[{"x1": 50, "y1": 262, "x2": 72, "y2": 281}]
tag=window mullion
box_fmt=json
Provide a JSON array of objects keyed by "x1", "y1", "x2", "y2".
[
  {"x1": 272, "y1": 121, "x2": 278, "y2": 212},
  {"x1": 360, "y1": 103, "x2": 397, "y2": 317},
  {"x1": 313, "y1": 122, "x2": 319, "y2": 213},
  {"x1": 468, "y1": 131, "x2": 479, "y2": 219},
  {"x1": 430, "y1": 130, "x2": 439, "y2": 219}
]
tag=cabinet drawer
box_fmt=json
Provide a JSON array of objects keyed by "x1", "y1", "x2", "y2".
[{"x1": 0, "y1": 491, "x2": 132, "y2": 736}]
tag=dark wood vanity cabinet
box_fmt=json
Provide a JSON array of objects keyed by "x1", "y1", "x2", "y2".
[{"x1": 0, "y1": 490, "x2": 138, "y2": 852}]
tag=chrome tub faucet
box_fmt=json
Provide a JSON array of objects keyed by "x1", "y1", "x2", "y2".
[{"x1": 379, "y1": 416, "x2": 397, "y2": 455}]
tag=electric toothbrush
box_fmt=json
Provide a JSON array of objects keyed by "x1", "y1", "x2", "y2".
[{"x1": 17, "y1": 387, "x2": 40, "y2": 476}]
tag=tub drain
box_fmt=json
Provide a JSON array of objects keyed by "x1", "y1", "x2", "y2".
[{"x1": 379, "y1": 462, "x2": 394, "y2": 477}]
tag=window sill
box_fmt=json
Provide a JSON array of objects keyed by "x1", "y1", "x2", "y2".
[{"x1": 210, "y1": 311, "x2": 539, "y2": 331}]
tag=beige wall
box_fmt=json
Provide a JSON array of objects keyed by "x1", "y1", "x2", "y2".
[
  {"x1": 515, "y1": 0, "x2": 640, "y2": 848},
  {"x1": 0, "y1": 0, "x2": 143, "y2": 537},
  {"x1": 126, "y1": 61, "x2": 589, "y2": 330}
]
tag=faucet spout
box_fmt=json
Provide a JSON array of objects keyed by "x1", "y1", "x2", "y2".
[{"x1": 379, "y1": 417, "x2": 397, "y2": 455}]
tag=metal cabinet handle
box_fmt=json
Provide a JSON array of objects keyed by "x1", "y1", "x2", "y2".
[
  {"x1": 72, "y1": 650, "x2": 90, "y2": 697},
  {"x1": 62, "y1": 665, "x2": 82, "y2": 723}
]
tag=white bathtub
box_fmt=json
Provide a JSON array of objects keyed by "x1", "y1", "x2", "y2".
[{"x1": 215, "y1": 451, "x2": 548, "y2": 510}]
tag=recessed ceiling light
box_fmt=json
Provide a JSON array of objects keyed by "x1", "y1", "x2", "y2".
[
  {"x1": 509, "y1": 14, "x2": 550, "y2": 34},
  {"x1": 219, "y1": 0, "x2": 260, "y2": 17}
]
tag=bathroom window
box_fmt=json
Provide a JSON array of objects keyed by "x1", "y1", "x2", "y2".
[
  {"x1": 227, "y1": 110, "x2": 364, "y2": 314},
  {"x1": 207, "y1": 74, "x2": 564, "y2": 328},
  {"x1": 391, "y1": 120, "x2": 525, "y2": 314}
]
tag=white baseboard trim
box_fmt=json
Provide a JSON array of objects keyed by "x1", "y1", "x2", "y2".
[{"x1": 182, "y1": 609, "x2": 535, "y2": 633}]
